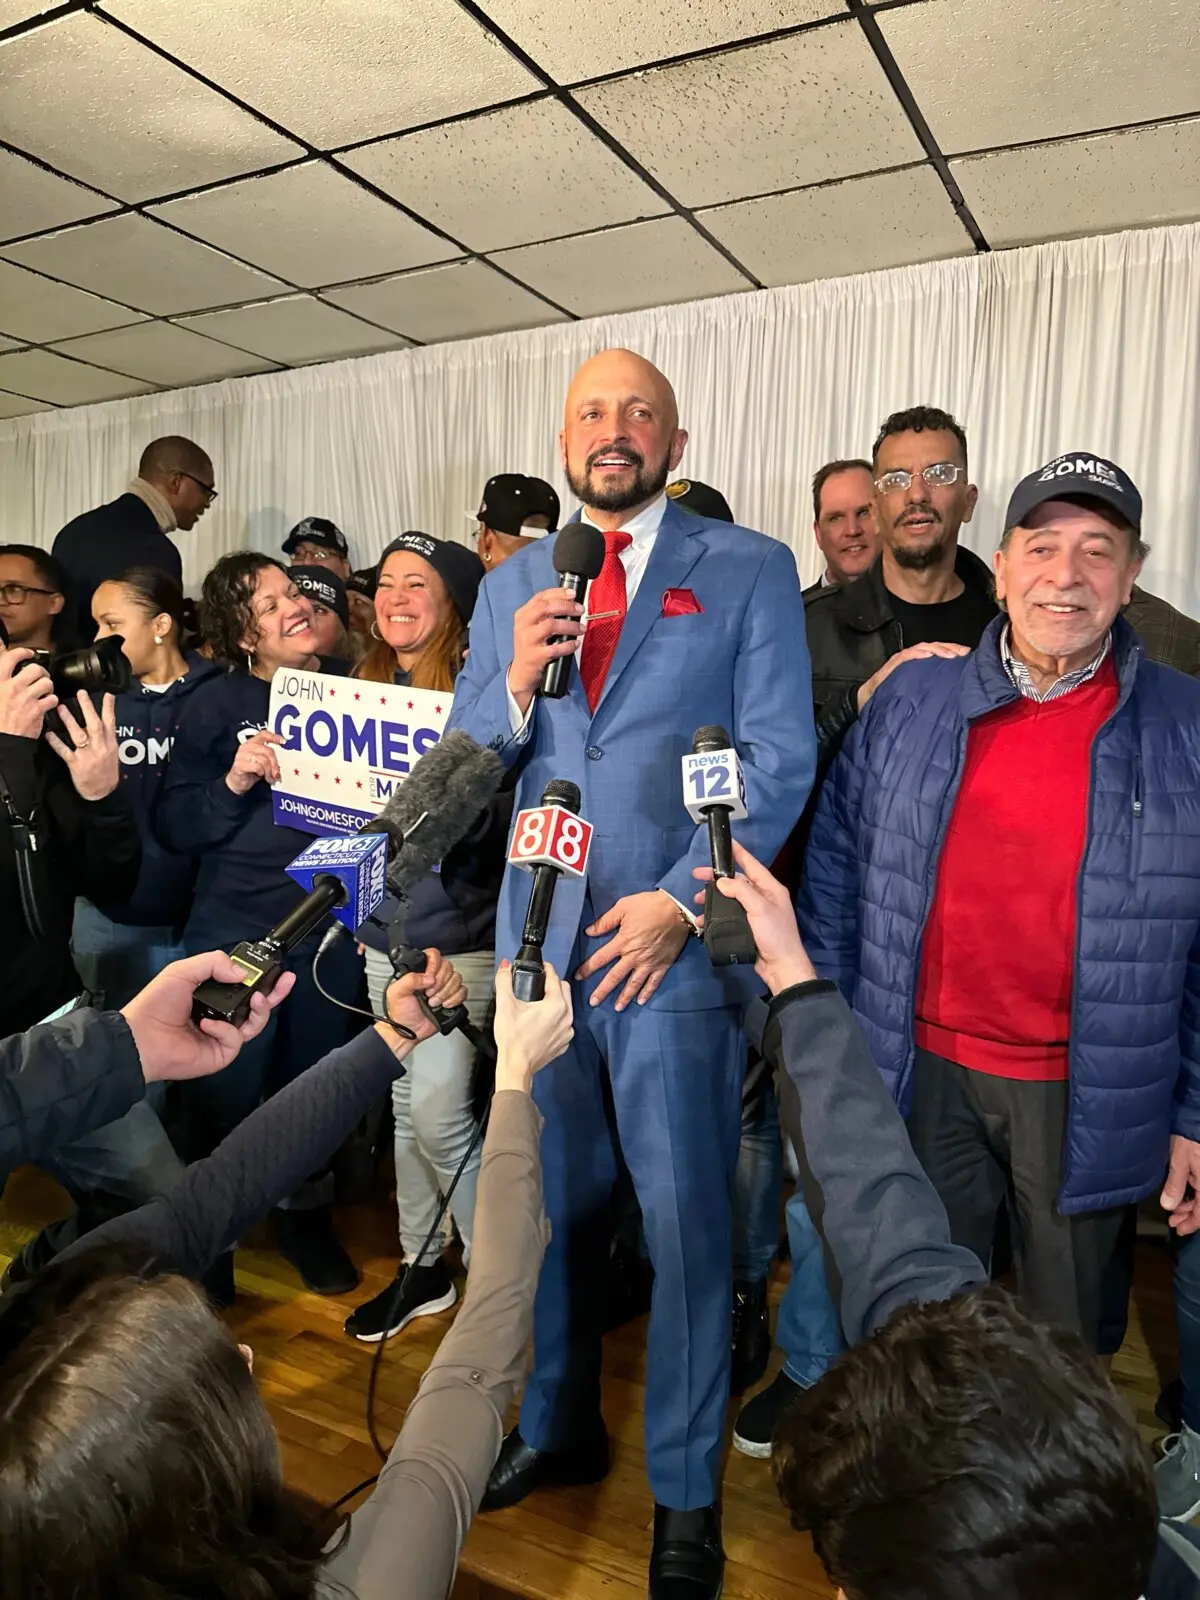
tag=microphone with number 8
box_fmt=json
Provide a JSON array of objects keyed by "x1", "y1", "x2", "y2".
[
  {"x1": 540, "y1": 523, "x2": 606, "y2": 699},
  {"x1": 508, "y1": 779, "x2": 594, "y2": 1000},
  {"x1": 682, "y1": 725, "x2": 757, "y2": 966}
]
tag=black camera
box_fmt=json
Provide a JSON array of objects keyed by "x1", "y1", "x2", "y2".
[{"x1": 29, "y1": 636, "x2": 132, "y2": 698}]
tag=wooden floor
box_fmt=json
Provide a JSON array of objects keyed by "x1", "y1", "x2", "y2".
[{"x1": 0, "y1": 1167, "x2": 1179, "y2": 1600}]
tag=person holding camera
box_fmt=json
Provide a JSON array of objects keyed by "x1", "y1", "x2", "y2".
[{"x1": 0, "y1": 960, "x2": 573, "y2": 1600}]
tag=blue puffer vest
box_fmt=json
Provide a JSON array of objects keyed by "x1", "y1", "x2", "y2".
[{"x1": 799, "y1": 614, "x2": 1200, "y2": 1213}]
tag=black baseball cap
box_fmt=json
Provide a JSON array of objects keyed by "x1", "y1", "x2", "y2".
[
  {"x1": 288, "y1": 565, "x2": 349, "y2": 630},
  {"x1": 282, "y1": 516, "x2": 349, "y2": 558},
  {"x1": 1004, "y1": 453, "x2": 1142, "y2": 535},
  {"x1": 475, "y1": 474, "x2": 560, "y2": 538},
  {"x1": 666, "y1": 478, "x2": 734, "y2": 523}
]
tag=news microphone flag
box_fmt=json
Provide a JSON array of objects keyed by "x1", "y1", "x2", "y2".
[
  {"x1": 507, "y1": 804, "x2": 594, "y2": 878},
  {"x1": 286, "y1": 832, "x2": 389, "y2": 931},
  {"x1": 681, "y1": 742, "x2": 748, "y2": 825}
]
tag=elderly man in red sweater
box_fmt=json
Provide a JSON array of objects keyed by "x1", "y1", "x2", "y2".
[{"x1": 799, "y1": 451, "x2": 1200, "y2": 1351}]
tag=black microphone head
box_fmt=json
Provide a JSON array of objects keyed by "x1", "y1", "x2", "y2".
[
  {"x1": 376, "y1": 729, "x2": 505, "y2": 895},
  {"x1": 552, "y1": 523, "x2": 605, "y2": 580},
  {"x1": 540, "y1": 778, "x2": 581, "y2": 813},
  {"x1": 693, "y1": 725, "x2": 731, "y2": 754}
]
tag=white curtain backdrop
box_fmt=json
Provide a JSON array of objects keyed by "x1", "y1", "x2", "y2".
[{"x1": 2, "y1": 221, "x2": 1199, "y2": 612}]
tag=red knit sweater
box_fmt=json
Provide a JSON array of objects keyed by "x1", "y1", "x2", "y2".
[{"x1": 914, "y1": 657, "x2": 1119, "y2": 1080}]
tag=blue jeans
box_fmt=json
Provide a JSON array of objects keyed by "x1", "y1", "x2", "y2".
[
  {"x1": 72, "y1": 900, "x2": 186, "y2": 1010},
  {"x1": 1175, "y1": 1230, "x2": 1200, "y2": 1433},
  {"x1": 733, "y1": 1066, "x2": 782, "y2": 1283},
  {"x1": 775, "y1": 1188, "x2": 846, "y2": 1387}
]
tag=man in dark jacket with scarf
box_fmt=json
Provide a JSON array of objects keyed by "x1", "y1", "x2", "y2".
[{"x1": 801, "y1": 451, "x2": 1200, "y2": 1348}]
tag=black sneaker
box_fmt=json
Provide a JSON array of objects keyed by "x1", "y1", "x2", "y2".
[
  {"x1": 732, "y1": 1369, "x2": 806, "y2": 1459},
  {"x1": 275, "y1": 1205, "x2": 359, "y2": 1296},
  {"x1": 344, "y1": 1258, "x2": 457, "y2": 1343},
  {"x1": 730, "y1": 1277, "x2": 770, "y2": 1394}
]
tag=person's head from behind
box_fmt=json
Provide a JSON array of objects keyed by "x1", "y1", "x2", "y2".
[
  {"x1": 0, "y1": 1243, "x2": 336, "y2": 1600},
  {"x1": 200, "y1": 552, "x2": 318, "y2": 677},
  {"x1": 92, "y1": 566, "x2": 187, "y2": 681},
  {"x1": 812, "y1": 460, "x2": 879, "y2": 587},
  {"x1": 138, "y1": 436, "x2": 215, "y2": 532},
  {"x1": 358, "y1": 532, "x2": 483, "y2": 692},
  {"x1": 773, "y1": 1286, "x2": 1156, "y2": 1600},
  {"x1": 996, "y1": 455, "x2": 1145, "y2": 682},
  {"x1": 872, "y1": 406, "x2": 977, "y2": 571},
  {"x1": 0, "y1": 545, "x2": 66, "y2": 651},
  {"x1": 475, "y1": 473, "x2": 560, "y2": 567}
]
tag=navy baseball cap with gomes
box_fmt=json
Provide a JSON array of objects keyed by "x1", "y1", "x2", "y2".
[
  {"x1": 472, "y1": 474, "x2": 560, "y2": 538},
  {"x1": 1004, "y1": 453, "x2": 1143, "y2": 538},
  {"x1": 282, "y1": 516, "x2": 350, "y2": 559}
]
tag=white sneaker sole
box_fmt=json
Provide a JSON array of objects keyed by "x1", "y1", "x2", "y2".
[
  {"x1": 731, "y1": 1429, "x2": 773, "y2": 1461},
  {"x1": 352, "y1": 1284, "x2": 457, "y2": 1344}
]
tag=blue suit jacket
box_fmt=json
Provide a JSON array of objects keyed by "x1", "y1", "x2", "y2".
[{"x1": 447, "y1": 500, "x2": 816, "y2": 1012}]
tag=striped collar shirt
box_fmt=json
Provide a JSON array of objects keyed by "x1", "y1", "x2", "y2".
[{"x1": 1001, "y1": 624, "x2": 1112, "y2": 703}]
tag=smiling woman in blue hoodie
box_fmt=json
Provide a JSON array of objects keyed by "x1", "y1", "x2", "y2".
[
  {"x1": 73, "y1": 567, "x2": 219, "y2": 1009},
  {"x1": 156, "y1": 553, "x2": 363, "y2": 1298}
]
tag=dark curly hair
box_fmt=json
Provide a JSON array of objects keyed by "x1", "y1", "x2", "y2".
[
  {"x1": 872, "y1": 405, "x2": 969, "y2": 471},
  {"x1": 199, "y1": 551, "x2": 288, "y2": 672}
]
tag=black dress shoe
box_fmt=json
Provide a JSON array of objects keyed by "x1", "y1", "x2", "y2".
[
  {"x1": 649, "y1": 1504, "x2": 725, "y2": 1600},
  {"x1": 481, "y1": 1425, "x2": 610, "y2": 1511}
]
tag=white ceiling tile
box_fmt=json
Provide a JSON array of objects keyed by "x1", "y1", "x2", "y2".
[
  {"x1": 0, "y1": 391, "x2": 53, "y2": 418},
  {"x1": 0, "y1": 1, "x2": 54, "y2": 24},
  {"x1": 491, "y1": 217, "x2": 750, "y2": 317},
  {"x1": 51, "y1": 322, "x2": 279, "y2": 386},
  {"x1": 344, "y1": 100, "x2": 667, "y2": 253},
  {"x1": 480, "y1": 0, "x2": 842, "y2": 81},
  {"x1": 2, "y1": 216, "x2": 288, "y2": 315},
  {"x1": 0, "y1": 259, "x2": 148, "y2": 342},
  {"x1": 700, "y1": 166, "x2": 973, "y2": 285},
  {"x1": 178, "y1": 296, "x2": 411, "y2": 365},
  {"x1": 952, "y1": 121, "x2": 1200, "y2": 249},
  {"x1": 323, "y1": 259, "x2": 568, "y2": 342},
  {"x1": 149, "y1": 163, "x2": 454, "y2": 288},
  {"x1": 879, "y1": 0, "x2": 1200, "y2": 154},
  {"x1": 0, "y1": 147, "x2": 117, "y2": 243},
  {"x1": 100, "y1": 0, "x2": 542, "y2": 147},
  {"x1": 0, "y1": 349, "x2": 155, "y2": 405},
  {"x1": 0, "y1": 12, "x2": 301, "y2": 202},
  {"x1": 574, "y1": 24, "x2": 924, "y2": 209}
]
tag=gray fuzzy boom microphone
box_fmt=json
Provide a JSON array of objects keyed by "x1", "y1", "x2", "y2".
[{"x1": 368, "y1": 728, "x2": 506, "y2": 896}]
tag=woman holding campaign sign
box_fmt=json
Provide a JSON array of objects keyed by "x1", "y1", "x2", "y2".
[
  {"x1": 157, "y1": 553, "x2": 363, "y2": 1298},
  {"x1": 74, "y1": 568, "x2": 219, "y2": 1008},
  {"x1": 345, "y1": 531, "x2": 512, "y2": 1344}
]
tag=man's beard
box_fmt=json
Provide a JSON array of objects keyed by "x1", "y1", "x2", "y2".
[
  {"x1": 568, "y1": 447, "x2": 671, "y2": 513},
  {"x1": 890, "y1": 518, "x2": 953, "y2": 571}
]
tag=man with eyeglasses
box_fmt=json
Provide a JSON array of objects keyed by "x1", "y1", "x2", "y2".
[
  {"x1": 0, "y1": 546, "x2": 66, "y2": 651},
  {"x1": 52, "y1": 436, "x2": 216, "y2": 642},
  {"x1": 802, "y1": 406, "x2": 997, "y2": 772}
]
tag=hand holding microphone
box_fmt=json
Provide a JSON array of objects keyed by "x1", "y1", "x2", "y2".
[
  {"x1": 506, "y1": 524, "x2": 606, "y2": 714},
  {"x1": 683, "y1": 725, "x2": 758, "y2": 967}
]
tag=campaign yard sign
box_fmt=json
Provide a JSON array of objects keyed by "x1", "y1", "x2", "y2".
[{"x1": 267, "y1": 668, "x2": 450, "y2": 837}]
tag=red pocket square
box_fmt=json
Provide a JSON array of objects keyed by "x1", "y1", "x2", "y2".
[{"x1": 662, "y1": 587, "x2": 704, "y2": 617}]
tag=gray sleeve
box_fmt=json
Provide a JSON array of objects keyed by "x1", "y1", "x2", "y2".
[
  {"x1": 322, "y1": 1091, "x2": 547, "y2": 1600},
  {"x1": 771, "y1": 986, "x2": 986, "y2": 1341}
]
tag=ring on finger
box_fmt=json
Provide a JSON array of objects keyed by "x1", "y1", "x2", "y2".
[{"x1": 75, "y1": 736, "x2": 90, "y2": 749}]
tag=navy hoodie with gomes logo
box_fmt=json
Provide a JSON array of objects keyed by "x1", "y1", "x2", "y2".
[
  {"x1": 156, "y1": 660, "x2": 349, "y2": 945},
  {"x1": 97, "y1": 652, "x2": 221, "y2": 928}
]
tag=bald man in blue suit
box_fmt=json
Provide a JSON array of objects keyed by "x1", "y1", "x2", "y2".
[{"x1": 447, "y1": 349, "x2": 814, "y2": 1600}]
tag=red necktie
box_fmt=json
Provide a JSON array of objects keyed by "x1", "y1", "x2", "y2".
[{"x1": 579, "y1": 529, "x2": 633, "y2": 712}]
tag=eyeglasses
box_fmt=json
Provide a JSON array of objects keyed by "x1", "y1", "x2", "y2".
[
  {"x1": 0, "y1": 582, "x2": 57, "y2": 604},
  {"x1": 178, "y1": 470, "x2": 218, "y2": 503},
  {"x1": 874, "y1": 463, "x2": 964, "y2": 494}
]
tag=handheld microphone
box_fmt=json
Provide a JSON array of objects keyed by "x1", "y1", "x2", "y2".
[
  {"x1": 508, "y1": 778, "x2": 594, "y2": 1001},
  {"x1": 684, "y1": 725, "x2": 757, "y2": 967},
  {"x1": 540, "y1": 523, "x2": 606, "y2": 699},
  {"x1": 192, "y1": 732, "x2": 506, "y2": 1027}
]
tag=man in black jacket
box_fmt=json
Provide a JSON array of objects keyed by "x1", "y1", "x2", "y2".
[
  {"x1": 52, "y1": 436, "x2": 215, "y2": 641},
  {"x1": 804, "y1": 405, "x2": 998, "y2": 768}
]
